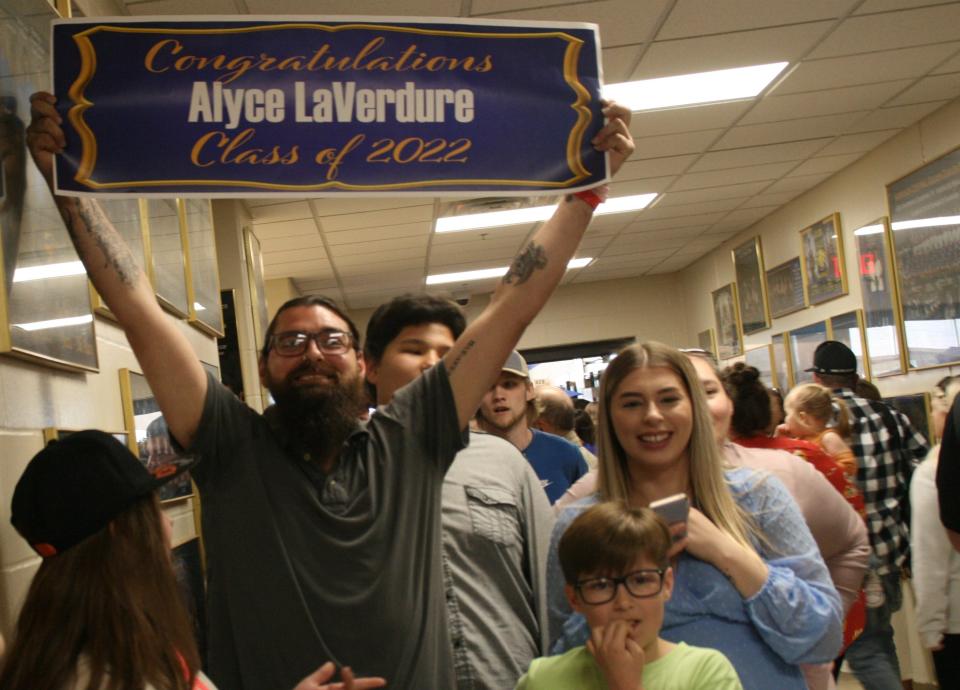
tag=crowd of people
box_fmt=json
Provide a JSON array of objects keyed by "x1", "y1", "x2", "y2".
[{"x1": 3, "y1": 87, "x2": 958, "y2": 690}]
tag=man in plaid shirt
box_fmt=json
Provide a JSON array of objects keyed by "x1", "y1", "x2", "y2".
[{"x1": 809, "y1": 341, "x2": 928, "y2": 690}]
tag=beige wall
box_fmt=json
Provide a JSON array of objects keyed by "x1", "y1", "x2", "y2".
[{"x1": 680, "y1": 97, "x2": 960, "y2": 398}]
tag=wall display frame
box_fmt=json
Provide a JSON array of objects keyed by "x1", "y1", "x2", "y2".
[
  {"x1": 243, "y1": 226, "x2": 270, "y2": 352},
  {"x1": 886, "y1": 146, "x2": 960, "y2": 370},
  {"x1": 145, "y1": 198, "x2": 190, "y2": 318},
  {"x1": 711, "y1": 283, "x2": 742, "y2": 359},
  {"x1": 89, "y1": 198, "x2": 150, "y2": 319},
  {"x1": 828, "y1": 309, "x2": 871, "y2": 380},
  {"x1": 172, "y1": 537, "x2": 207, "y2": 663},
  {"x1": 181, "y1": 199, "x2": 224, "y2": 337},
  {"x1": 771, "y1": 332, "x2": 792, "y2": 391},
  {"x1": 744, "y1": 345, "x2": 775, "y2": 387},
  {"x1": 789, "y1": 321, "x2": 828, "y2": 385},
  {"x1": 697, "y1": 328, "x2": 717, "y2": 359},
  {"x1": 217, "y1": 289, "x2": 246, "y2": 400},
  {"x1": 800, "y1": 213, "x2": 848, "y2": 305},
  {"x1": 854, "y1": 217, "x2": 906, "y2": 377},
  {"x1": 119, "y1": 368, "x2": 194, "y2": 503},
  {"x1": 732, "y1": 236, "x2": 770, "y2": 334},
  {"x1": 883, "y1": 393, "x2": 933, "y2": 444},
  {"x1": 765, "y1": 257, "x2": 806, "y2": 318}
]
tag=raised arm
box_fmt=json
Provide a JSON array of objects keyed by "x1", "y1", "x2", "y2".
[
  {"x1": 443, "y1": 103, "x2": 634, "y2": 428},
  {"x1": 27, "y1": 92, "x2": 207, "y2": 447}
]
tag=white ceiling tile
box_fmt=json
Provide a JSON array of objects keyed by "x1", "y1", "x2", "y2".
[
  {"x1": 740, "y1": 81, "x2": 912, "y2": 125},
  {"x1": 814, "y1": 129, "x2": 900, "y2": 156},
  {"x1": 658, "y1": 0, "x2": 855, "y2": 39},
  {"x1": 482, "y1": 0, "x2": 667, "y2": 48},
  {"x1": 296, "y1": 278, "x2": 340, "y2": 292},
  {"x1": 778, "y1": 43, "x2": 960, "y2": 93},
  {"x1": 696, "y1": 140, "x2": 832, "y2": 171},
  {"x1": 849, "y1": 101, "x2": 949, "y2": 132},
  {"x1": 312, "y1": 198, "x2": 434, "y2": 217},
  {"x1": 634, "y1": 129, "x2": 724, "y2": 158},
  {"x1": 788, "y1": 152, "x2": 863, "y2": 176},
  {"x1": 254, "y1": 218, "x2": 319, "y2": 239},
  {"x1": 808, "y1": 3, "x2": 960, "y2": 59},
  {"x1": 668, "y1": 162, "x2": 796, "y2": 191},
  {"x1": 431, "y1": 224, "x2": 533, "y2": 245},
  {"x1": 340, "y1": 268, "x2": 425, "y2": 288},
  {"x1": 656, "y1": 181, "x2": 769, "y2": 204},
  {"x1": 330, "y1": 235, "x2": 429, "y2": 257},
  {"x1": 625, "y1": 212, "x2": 728, "y2": 231},
  {"x1": 333, "y1": 248, "x2": 425, "y2": 268},
  {"x1": 595, "y1": 248, "x2": 678, "y2": 265},
  {"x1": 644, "y1": 197, "x2": 746, "y2": 215},
  {"x1": 934, "y1": 52, "x2": 960, "y2": 74},
  {"x1": 715, "y1": 112, "x2": 862, "y2": 149},
  {"x1": 763, "y1": 172, "x2": 832, "y2": 194},
  {"x1": 320, "y1": 205, "x2": 434, "y2": 232},
  {"x1": 602, "y1": 45, "x2": 644, "y2": 84},
  {"x1": 261, "y1": 234, "x2": 327, "y2": 253},
  {"x1": 886, "y1": 72, "x2": 960, "y2": 107},
  {"x1": 632, "y1": 23, "x2": 831, "y2": 79},
  {"x1": 250, "y1": 201, "x2": 314, "y2": 223},
  {"x1": 244, "y1": 0, "x2": 461, "y2": 15},
  {"x1": 648, "y1": 257, "x2": 696, "y2": 274},
  {"x1": 126, "y1": 0, "x2": 238, "y2": 14},
  {"x1": 609, "y1": 175, "x2": 675, "y2": 194},
  {"x1": 630, "y1": 101, "x2": 751, "y2": 137},
  {"x1": 618, "y1": 155, "x2": 697, "y2": 179},
  {"x1": 471, "y1": 0, "x2": 575, "y2": 14},
  {"x1": 265, "y1": 259, "x2": 336, "y2": 280},
  {"x1": 263, "y1": 247, "x2": 329, "y2": 264},
  {"x1": 855, "y1": 0, "x2": 954, "y2": 13},
  {"x1": 325, "y1": 221, "x2": 432, "y2": 245},
  {"x1": 429, "y1": 245, "x2": 519, "y2": 265},
  {"x1": 711, "y1": 206, "x2": 776, "y2": 226},
  {"x1": 621, "y1": 225, "x2": 705, "y2": 241}
]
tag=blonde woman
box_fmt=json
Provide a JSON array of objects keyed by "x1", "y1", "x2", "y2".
[{"x1": 547, "y1": 342, "x2": 842, "y2": 690}]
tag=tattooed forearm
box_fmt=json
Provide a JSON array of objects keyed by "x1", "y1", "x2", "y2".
[
  {"x1": 447, "y1": 338, "x2": 476, "y2": 374},
  {"x1": 503, "y1": 242, "x2": 547, "y2": 285},
  {"x1": 60, "y1": 199, "x2": 140, "y2": 287}
]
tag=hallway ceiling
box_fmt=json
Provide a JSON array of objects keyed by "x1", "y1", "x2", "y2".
[{"x1": 73, "y1": 0, "x2": 960, "y2": 310}]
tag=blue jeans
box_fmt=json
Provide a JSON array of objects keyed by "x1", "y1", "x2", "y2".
[{"x1": 845, "y1": 569, "x2": 903, "y2": 690}]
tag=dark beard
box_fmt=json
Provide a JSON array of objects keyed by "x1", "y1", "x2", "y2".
[{"x1": 271, "y1": 374, "x2": 364, "y2": 463}]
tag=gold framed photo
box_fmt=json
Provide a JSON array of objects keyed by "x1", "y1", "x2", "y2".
[
  {"x1": 789, "y1": 321, "x2": 829, "y2": 385},
  {"x1": 853, "y1": 217, "x2": 906, "y2": 377},
  {"x1": 765, "y1": 257, "x2": 806, "y2": 319},
  {"x1": 712, "y1": 283, "x2": 743, "y2": 359},
  {"x1": 799, "y1": 213, "x2": 847, "y2": 305},
  {"x1": 732, "y1": 236, "x2": 770, "y2": 334}
]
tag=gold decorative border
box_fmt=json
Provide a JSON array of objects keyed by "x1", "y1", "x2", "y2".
[{"x1": 66, "y1": 22, "x2": 598, "y2": 191}]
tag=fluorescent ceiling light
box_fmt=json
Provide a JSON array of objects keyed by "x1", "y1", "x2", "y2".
[
  {"x1": 14, "y1": 314, "x2": 94, "y2": 332},
  {"x1": 12, "y1": 260, "x2": 85, "y2": 283},
  {"x1": 891, "y1": 215, "x2": 960, "y2": 231},
  {"x1": 427, "y1": 257, "x2": 592, "y2": 285},
  {"x1": 436, "y1": 194, "x2": 657, "y2": 233},
  {"x1": 603, "y1": 62, "x2": 789, "y2": 112},
  {"x1": 853, "y1": 224, "x2": 884, "y2": 237}
]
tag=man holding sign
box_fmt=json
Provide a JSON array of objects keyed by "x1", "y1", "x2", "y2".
[{"x1": 27, "y1": 88, "x2": 633, "y2": 689}]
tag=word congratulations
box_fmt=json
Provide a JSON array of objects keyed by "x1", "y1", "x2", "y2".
[
  {"x1": 188, "y1": 81, "x2": 476, "y2": 127},
  {"x1": 146, "y1": 36, "x2": 494, "y2": 85}
]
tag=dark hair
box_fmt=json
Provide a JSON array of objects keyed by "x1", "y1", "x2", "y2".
[
  {"x1": 817, "y1": 372, "x2": 858, "y2": 390},
  {"x1": 261, "y1": 295, "x2": 360, "y2": 359},
  {"x1": 536, "y1": 387, "x2": 576, "y2": 433},
  {"x1": 574, "y1": 408, "x2": 596, "y2": 446},
  {"x1": 559, "y1": 502, "x2": 670, "y2": 584},
  {"x1": 721, "y1": 362, "x2": 772, "y2": 437},
  {"x1": 363, "y1": 294, "x2": 466, "y2": 364},
  {"x1": 0, "y1": 496, "x2": 199, "y2": 690}
]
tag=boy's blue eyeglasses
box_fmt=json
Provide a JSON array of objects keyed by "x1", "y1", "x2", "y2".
[{"x1": 575, "y1": 569, "x2": 666, "y2": 605}]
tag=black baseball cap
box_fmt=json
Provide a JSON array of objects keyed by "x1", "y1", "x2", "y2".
[
  {"x1": 805, "y1": 340, "x2": 857, "y2": 375},
  {"x1": 11, "y1": 429, "x2": 195, "y2": 558}
]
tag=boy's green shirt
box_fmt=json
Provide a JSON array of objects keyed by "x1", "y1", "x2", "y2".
[{"x1": 515, "y1": 641, "x2": 743, "y2": 690}]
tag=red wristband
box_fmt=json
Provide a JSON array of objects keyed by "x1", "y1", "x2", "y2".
[{"x1": 573, "y1": 186, "x2": 608, "y2": 211}]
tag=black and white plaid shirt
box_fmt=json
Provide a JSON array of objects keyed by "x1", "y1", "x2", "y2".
[{"x1": 835, "y1": 388, "x2": 929, "y2": 574}]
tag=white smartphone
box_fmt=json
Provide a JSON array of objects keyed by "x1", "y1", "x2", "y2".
[{"x1": 649, "y1": 493, "x2": 689, "y2": 540}]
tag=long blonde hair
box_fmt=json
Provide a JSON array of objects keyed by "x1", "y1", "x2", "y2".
[{"x1": 596, "y1": 341, "x2": 758, "y2": 551}]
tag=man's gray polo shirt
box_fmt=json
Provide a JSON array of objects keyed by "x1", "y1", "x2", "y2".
[{"x1": 188, "y1": 362, "x2": 466, "y2": 690}]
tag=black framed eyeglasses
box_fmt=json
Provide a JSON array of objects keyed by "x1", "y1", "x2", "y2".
[
  {"x1": 575, "y1": 569, "x2": 665, "y2": 605},
  {"x1": 269, "y1": 330, "x2": 353, "y2": 357}
]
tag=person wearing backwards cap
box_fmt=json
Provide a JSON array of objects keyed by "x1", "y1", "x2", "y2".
[
  {"x1": 0, "y1": 430, "x2": 385, "y2": 690},
  {"x1": 476, "y1": 351, "x2": 588, "y2": 504},
  {"x1": 807, "y1": 341, "x2": 928, "y2": 690}
]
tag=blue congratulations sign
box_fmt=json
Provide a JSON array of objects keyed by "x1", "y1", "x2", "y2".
[{"x1": 51, "y1": 17, "x2": 606, "y2": 197}]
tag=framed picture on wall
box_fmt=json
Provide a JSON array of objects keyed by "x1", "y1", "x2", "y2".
[
  {"x1": 800, "y1": 213, "x2": 847, "y2": 305},
  {"x1": 765, "y1": 257, "x2": 806, "y2": 318},
  {"x1": 744, "y1": 345, "x2": 774, "y2": 387},
  {"x1": 88, "y1": 198, "x2": 150, "y2": 319},
  {"x1": 771, "y1": 332, "x2": 792, "y2": 391},
  {"x1": 854, "y1": 217, "x2": 906, "y2": 377},
  {"x1": 182, "y1": 199, "x2": 224, "y2": 337},
  {"x1": 697, "y1": 328, "x2": 717, "y2": 359},
  {"x1": 883, "y1": 393, "x2": 933, "y2": 444},
  {"x1": 828, "y1": 309, "x2": 870, "y2": 380},
  {"x1": 886, "y1": 145, "x2": 960, "y2": 370},
  {"x1": 119, "y1": 368, "x2": 194, "y2": 503},
  {"x1": 244, "y1": 226, "x2": 270, "y2": 352},
  {"x1": 712, "y1": 283, "x2": 742, "y2": 359},
  {"x1": 145, "y1": 198, "x2": 189, "y2": 318},
  {"x1": 789, "y1": 321, "x2": 828, "y2": 385},
  {"x1": 732, "y1": 237, "x2": 770, "y2": 334}
]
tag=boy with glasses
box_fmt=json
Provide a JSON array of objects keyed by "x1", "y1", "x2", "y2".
[{"x1": 517, "y1": 502, "x2": 741, "y2": 690}]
